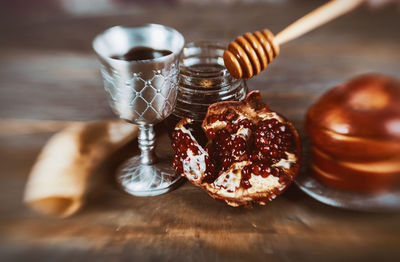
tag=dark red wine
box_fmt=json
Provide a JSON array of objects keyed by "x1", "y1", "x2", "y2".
[{"x1": 111, "y1": 46, "x2": 172, "y2": 61}]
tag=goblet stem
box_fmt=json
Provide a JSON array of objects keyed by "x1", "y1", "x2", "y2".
[{"x1": 138, "y1": 124, "x2": 157, "y2": 165}]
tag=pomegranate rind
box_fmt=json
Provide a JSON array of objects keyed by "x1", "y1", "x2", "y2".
[{"x1": 173, "y1": 90, "x2": 301, "y2": 207}]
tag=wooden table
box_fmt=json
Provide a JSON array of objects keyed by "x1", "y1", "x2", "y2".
[{"x1": 1, "y1": 1, "x2": 400, "y2": 261}]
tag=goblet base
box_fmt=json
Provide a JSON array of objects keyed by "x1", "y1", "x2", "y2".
[{"x1": 116, "y1": 155, "x2": 183, "y2": 197}]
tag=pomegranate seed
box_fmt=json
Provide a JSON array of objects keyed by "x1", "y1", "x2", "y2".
[
  {"x1": 261, "y1": 167, "x2": 271, "y2": 178},
  {"x1": 252, "y1": 164, "x2": 261, "y2": 175},
  {"x1": 260, "y1": 145, "x2": 271, "y2": 153},
  {"x1": 250, "y1": 153, "x2": 259, "y2": 161},
  {"x1": 269, "y1": 149, "x2": 279, "y2": 158}
]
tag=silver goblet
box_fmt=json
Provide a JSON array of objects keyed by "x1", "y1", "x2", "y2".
[{"x1": 93, "y1": 24, "x2": 185, "y2": 196}]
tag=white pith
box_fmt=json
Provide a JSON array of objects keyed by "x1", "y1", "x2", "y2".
[{"x1": 179, "y1": 125, "x2": 209, "y2": 183}]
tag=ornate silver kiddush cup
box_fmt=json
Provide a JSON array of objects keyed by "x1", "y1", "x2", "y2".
[{"x1": 93, "y1": 24, "x2": 185, "y2": 196}]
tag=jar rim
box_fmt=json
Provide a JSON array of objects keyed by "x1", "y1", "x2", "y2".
[
  {"x1": 180, "y1": 41, "x2": 228, "y2": 74},
  {"x1": 179, "y1": 40, "x2": 242, "y2": 90}
]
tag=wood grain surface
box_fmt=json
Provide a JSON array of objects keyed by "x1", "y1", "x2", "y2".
[{"x1": 1, "y1": 1, "x2": 400, "y2": 261}]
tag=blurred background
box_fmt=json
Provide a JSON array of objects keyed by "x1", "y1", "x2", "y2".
[{"x1": 0, "y1": 0, "x2": 400, "y2": 261}]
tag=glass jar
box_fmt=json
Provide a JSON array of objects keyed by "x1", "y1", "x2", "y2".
[{"x1": 166, "y1": 41, "x2": 248, "y2": 143}]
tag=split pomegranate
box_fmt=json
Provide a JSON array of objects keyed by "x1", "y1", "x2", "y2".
[{"x1": 171, "y1": 90, "x2": 301, "y2": 206}]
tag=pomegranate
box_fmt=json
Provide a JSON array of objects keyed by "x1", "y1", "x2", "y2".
[{"x1": 171, "y1": 91, "x2": 301, "y2": 206}]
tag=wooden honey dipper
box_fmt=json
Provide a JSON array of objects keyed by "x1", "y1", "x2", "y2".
[{"x1": 224, "y1": 0, "x2": 366, "y2": 79}]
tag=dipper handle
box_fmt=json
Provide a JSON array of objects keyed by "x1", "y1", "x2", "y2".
[{"x1": 276, "y1": 0, "x2": 365, "y2": 45}]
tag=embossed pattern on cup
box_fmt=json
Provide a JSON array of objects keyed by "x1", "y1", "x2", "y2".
[{"x1": 101, "y1": 62, "x2": 179, "y2": 124}]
